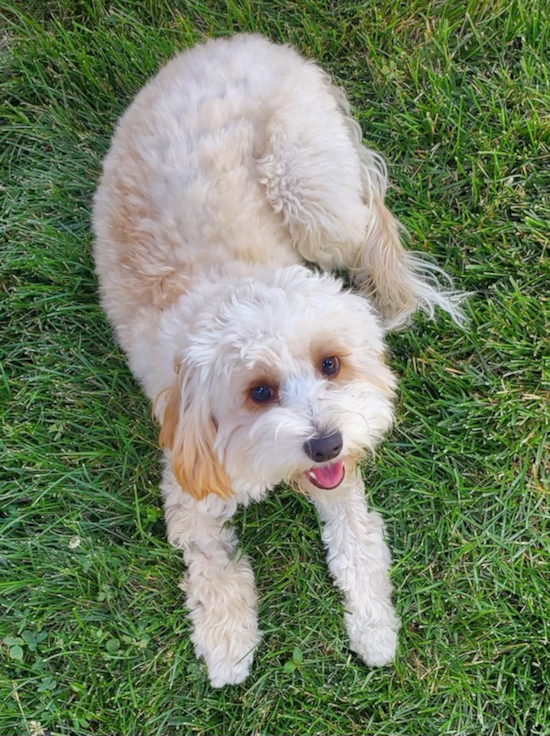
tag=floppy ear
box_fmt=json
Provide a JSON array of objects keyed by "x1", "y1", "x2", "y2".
[{"x1": 157, "y1": 367, "x2": 233, "y2": 501}]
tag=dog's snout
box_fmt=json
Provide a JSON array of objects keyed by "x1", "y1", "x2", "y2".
[{"x1": 303, "y1": 431, "x2": 343, "y2": 463}]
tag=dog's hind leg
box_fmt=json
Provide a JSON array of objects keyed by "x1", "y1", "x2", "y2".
[
  {"x1": 311, "y1": 472, "x2": 399, "y2": 667},
  {"x1": 161, "y1": 463, "x2": 260, "y2": 687},
  {"x1": 257, "y1": 78, "x2": 464, "y2": 329}
]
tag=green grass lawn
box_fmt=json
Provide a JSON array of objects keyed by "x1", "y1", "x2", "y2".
[{"x1": 1, "y1": 1, "x2": 549, "y2": 734}]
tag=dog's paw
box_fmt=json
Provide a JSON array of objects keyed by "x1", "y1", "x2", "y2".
[
  {"x1": 206, "y1": 643, "x2": 256, "y2": 688},
  {"x1": 345, "y1": 611, "x2": 399, "y2": 667},
  {"x1": 193, "y1": 610, "x2": 261, "y2": 688},
  {"x1": 186, "y1": 560, "x2": 261, "y2": 687}
]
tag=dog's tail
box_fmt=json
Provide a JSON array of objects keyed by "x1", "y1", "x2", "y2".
[{"x1": 333, "y1": 85, "x2": 467, "y2": 330}]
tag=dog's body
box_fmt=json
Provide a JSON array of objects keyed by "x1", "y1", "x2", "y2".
[{"x1": 93, "y1": 34, "x2": 461, "y2": 686}]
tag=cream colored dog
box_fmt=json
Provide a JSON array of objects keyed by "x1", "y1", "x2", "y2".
[{"x1": 93, "y1": 34, "x2": 462, "y2": 687}]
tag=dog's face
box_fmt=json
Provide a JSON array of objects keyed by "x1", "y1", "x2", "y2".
[{"x1": 160, "y1": 267, "x2": 396, "y2": 499}]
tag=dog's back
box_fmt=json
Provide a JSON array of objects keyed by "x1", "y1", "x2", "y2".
[{"x1": 93, "y1": 35, "x2": 367, "y2": 335}]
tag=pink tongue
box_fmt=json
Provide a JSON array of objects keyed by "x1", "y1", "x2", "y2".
[{"x1": 308, "y1": 461, "x2": 345, "y2": 489}]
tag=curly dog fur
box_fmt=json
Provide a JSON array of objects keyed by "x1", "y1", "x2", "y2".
[{"x1": 93, "y1": 34, "x2": 463, "y2": 687}]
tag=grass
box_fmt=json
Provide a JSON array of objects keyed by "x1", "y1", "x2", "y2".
[{"x1": 1, "y1": 1, "x2": 549, "y2": 734}]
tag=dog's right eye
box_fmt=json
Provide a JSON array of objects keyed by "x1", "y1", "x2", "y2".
[
  {"x1": 250, "y1": 384, "x2": 275, "y2": 404},
  {"x1": 321, "y1": 356, "x2": 340, "y2": 377}
]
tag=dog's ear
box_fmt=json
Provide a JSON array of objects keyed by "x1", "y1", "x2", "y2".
[{"x1": 157, "y1": 367, "x2": 233, "y2": 501}]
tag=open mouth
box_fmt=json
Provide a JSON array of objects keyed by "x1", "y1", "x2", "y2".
[{"x1": 304, "y1": 460, "x2": 345, "y2": 490}]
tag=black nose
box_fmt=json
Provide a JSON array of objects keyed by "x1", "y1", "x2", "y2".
[{"x1": 303, "y1": 431, "x2": 343, "y2": 463}]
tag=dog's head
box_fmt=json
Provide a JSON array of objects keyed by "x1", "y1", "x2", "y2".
[{"x1": 158, "y1": 266, "x2": 396, "y2": 500}]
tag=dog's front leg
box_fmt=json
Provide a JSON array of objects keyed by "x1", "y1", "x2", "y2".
[
  {"x1": 161, "y1": 463, "x2": 260, "y2": 687},
  {"x1": 312, "y1": 473, "x2": 399, "y2": 667}
]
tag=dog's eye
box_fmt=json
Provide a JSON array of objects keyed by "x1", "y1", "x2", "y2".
[
  {"x1": 250, "y1": 384, "x2": 275, "y2": 404},
  {"x1": 321, "y1": 356, "x2": 340, "y2": 377}
]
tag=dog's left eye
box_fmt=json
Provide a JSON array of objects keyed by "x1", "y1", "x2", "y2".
[
  {"x1": 250, "y1": 384, "x2": 275, "y2": 404},
  {"x1": 321, "y1": 356, "x2": 340, "y2": 377}
]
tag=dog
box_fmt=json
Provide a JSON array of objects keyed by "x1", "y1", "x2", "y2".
[{"x1": 92, "y1": 33, "x2": 463, "y2": 687}]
